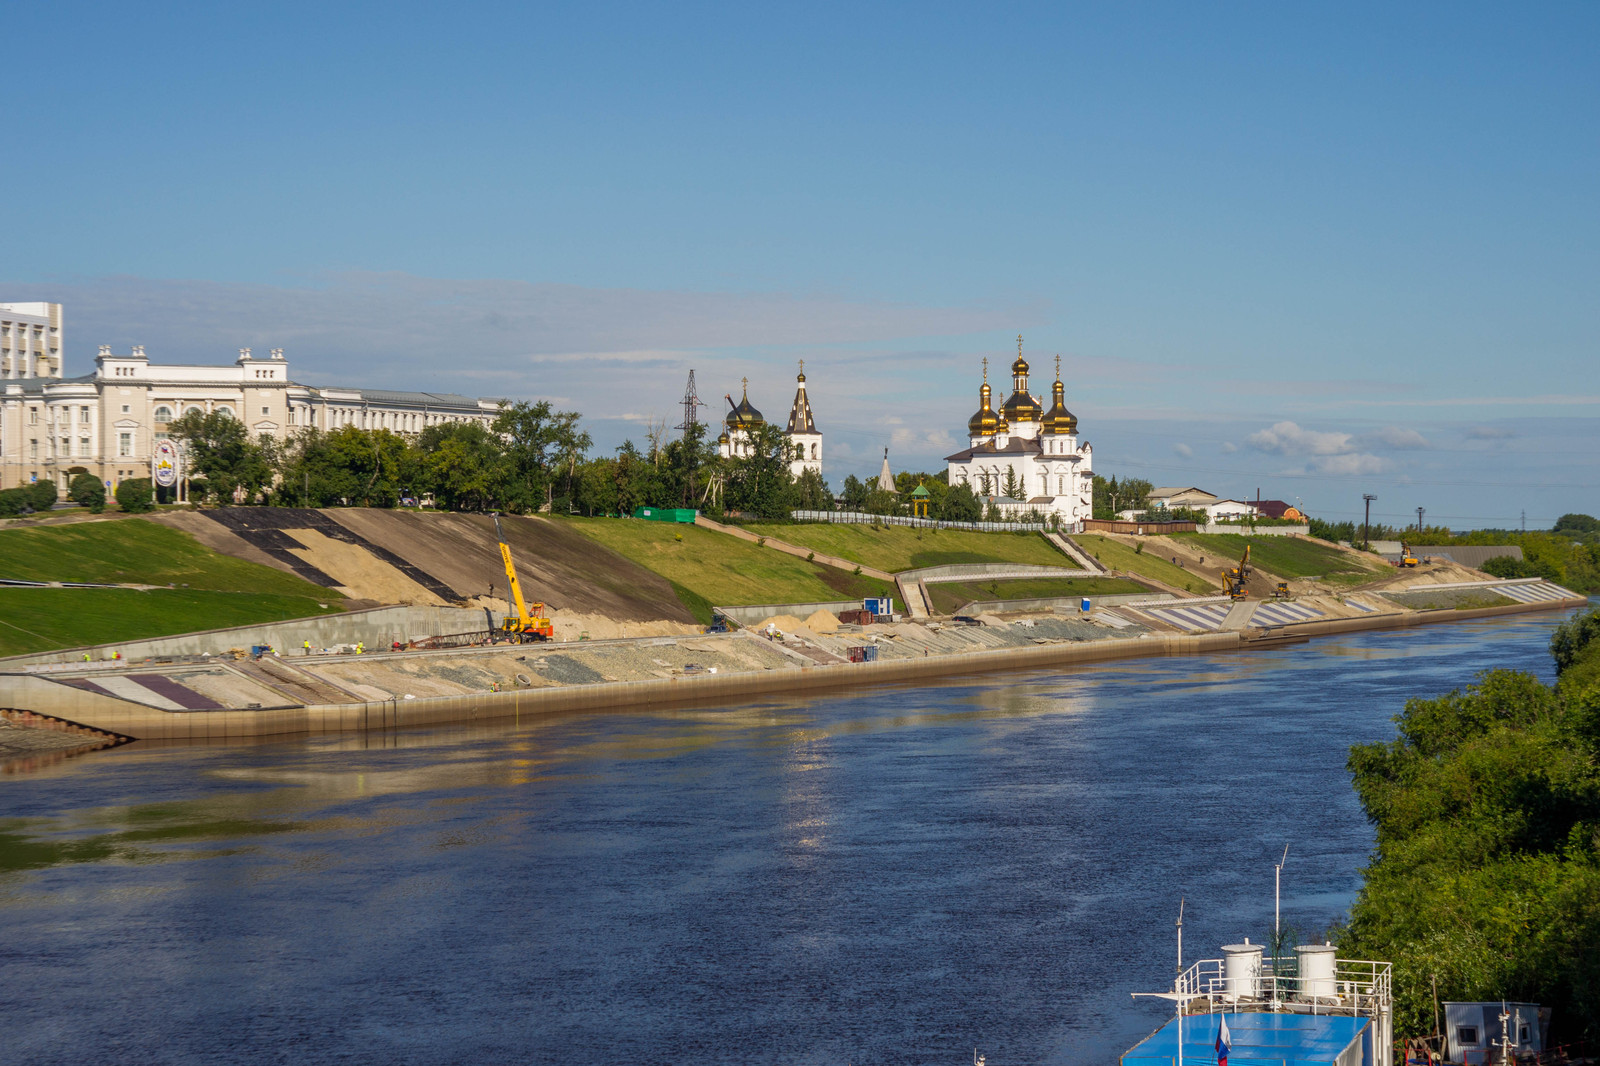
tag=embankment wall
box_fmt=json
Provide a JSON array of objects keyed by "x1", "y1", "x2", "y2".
[
  {"x1": 0, "y1": 605, "x2": 487, "y2": 668},
  {"x1": 4, "y1": 596, "x2": 1586, "y2": 743}
]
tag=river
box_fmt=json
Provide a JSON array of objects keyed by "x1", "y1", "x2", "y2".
[{"x1": 0, "y1": 610, "x2": 1574, "y2": 1065}]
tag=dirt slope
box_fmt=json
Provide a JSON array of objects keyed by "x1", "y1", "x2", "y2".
[{"x1": 324, "y1": 510, "x2": 694, "y2": 623}]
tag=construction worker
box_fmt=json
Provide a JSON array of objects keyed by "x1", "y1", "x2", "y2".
[
  {"x1": 356, "y1": 641, "x2": 364, "y2": 655},
  {"x1": 303, "y1": 640, "x2": 311, "y2": 656},
  {"x1": 82, "y1": 652, "x2": 91, "y2": 662}
]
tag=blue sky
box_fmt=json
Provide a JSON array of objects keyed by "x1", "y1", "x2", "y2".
[{"x1": 7, "y1": 1, "x2": 1597, "y2": 528}]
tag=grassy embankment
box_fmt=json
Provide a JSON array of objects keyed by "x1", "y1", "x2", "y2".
[
  {"x1": 738, "y1": 523, "x2": 1075, "y2": 573},
  {"x1": 1073, "y1": 534, "x2": 1211, "y2": 593},
  {"x1": 1172, "y1": 532, "x2": 1386, "y2": 586},
  {"x1": 0, "y1": 520, "x2": 344, "y2": 656},
  {"x1": 926, "y1": 576, "x2": 1148, "y2": 615},
  {"x1": 557, "y1": 517, "x2": 891, "y2": 608}
]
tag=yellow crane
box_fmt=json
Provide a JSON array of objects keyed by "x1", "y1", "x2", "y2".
[
  {"x1": 1221, "y1": 544, "x2": 1252, "y2": 601},
  {"x1": 492, "y1": 515, "x2": 553, "y2": 642}
]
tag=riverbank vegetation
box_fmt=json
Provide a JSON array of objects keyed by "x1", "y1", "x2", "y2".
[
  {"x1": 1073, "y1": 535, "x2": 1208, "y2": 592},
  {"x1": 925, "y1": 576, "x2": 1146, "y2": 615},
  {"x1": 1339, "y1": 607, "x2": 1600, "y2": 1043},
  {"x1": 1173, "y1": 532, "x2": 1385, "y2": 585},
  {"x1": 1310, "y1": 513, "x2": 1600, "y2": 593}
]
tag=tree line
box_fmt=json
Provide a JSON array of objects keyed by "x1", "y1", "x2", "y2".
[{"x1": 1340, "y1": 607, "x2": 1600, "y2": 1045}]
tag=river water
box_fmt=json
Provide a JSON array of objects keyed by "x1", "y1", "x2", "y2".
[{"x1": 0, "y1": 611, "x2": 1574, "y2": 1065}]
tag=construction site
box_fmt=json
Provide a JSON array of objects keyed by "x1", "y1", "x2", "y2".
[{"x1": 0, "y1": 507, "x2": 1588, "y2": 749}]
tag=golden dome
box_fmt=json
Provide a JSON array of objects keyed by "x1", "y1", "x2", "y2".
[
  {"x1": 1041, "y1": 358, "x2": 1077, "y2": 435},
  {"x1": 1001, "y1": 341, "x2": 1040, "y2": 423},
  {"x1": 968, "y1": 381, "x2": 999, "y2": 437}
]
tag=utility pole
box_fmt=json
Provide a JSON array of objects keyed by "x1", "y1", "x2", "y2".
[
  {"x1": 1362, "y1": 494, "x2": 1377, "y2": 549},
  {"x1": 1521, "y1": 509, "x2": 1526, "y2": 533},
  {"x1": 675, "y1": 369, "x2": 705, "y2": 440},
  {"x1": 1416, "y1": 506, "x2": 1425, "y2": 533}
]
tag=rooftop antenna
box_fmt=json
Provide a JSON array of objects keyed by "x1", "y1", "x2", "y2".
[{"x1": 675, "y1": 369, "x2": 705, "y2": 439}]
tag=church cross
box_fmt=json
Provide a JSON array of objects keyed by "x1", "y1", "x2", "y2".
[
  {"x1": 981, "y1": 356, "x2": 988, "y2": 382},
  {"x1": 740, "y1": 376, "x2": 749, "y2": 397},
  {"x1": 1055, "y1": 354, "x2": 1061, "y2": 378},
  {"x1": 798, "y1": 359, "x2": 804, "y2": 375},
  {"x1": 1017, "y1": 334, "x2": 1024, "y2": 358}
]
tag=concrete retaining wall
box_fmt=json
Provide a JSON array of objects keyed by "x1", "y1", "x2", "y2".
[
  {"x1": 712, "y1": 601, "x2": 864, "y2": 626},
  {"x1": 899, "y1": 563, "x2": 1086, "y2": 584},
  {"x1": 0, "y1": 605, "x2": 488, "y2": 667}
]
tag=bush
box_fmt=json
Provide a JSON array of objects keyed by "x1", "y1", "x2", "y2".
[
  {"x1": 1551, "y1": 608, "x2": 1600, "y2": 677},
  {"x1": 116, "y1": 477, "x2": 156, "y2": 514},
  {"x1": 29, "y1": 479, "x2": 59, "y2": 511},
  {"x1": 69, "y1": 472, "x2": 107, "y2": 514},
  {"x1": 0, "y1": 487, "x2": 31, "y2": 516}
]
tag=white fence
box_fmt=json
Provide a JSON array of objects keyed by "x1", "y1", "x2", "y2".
[{"x1": 791, "y1": 509, "x2": 1060, "y2": 533}]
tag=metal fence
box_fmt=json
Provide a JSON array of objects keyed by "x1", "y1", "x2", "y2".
[{"x1": 791, "y1": 509, "x2": 1055, "y2": 533}]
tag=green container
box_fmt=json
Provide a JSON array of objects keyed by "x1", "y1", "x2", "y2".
[{"x1": 633, "y1": 507, "x2": 699, "y2": 523}]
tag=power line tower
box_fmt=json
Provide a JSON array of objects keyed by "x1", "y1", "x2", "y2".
[
  {"x1": 675, "y1": 369, "x2": 705, "y2": 439},
  {"x1": 1362, "y1": 493, "x2": 1377, "y2": 549}
]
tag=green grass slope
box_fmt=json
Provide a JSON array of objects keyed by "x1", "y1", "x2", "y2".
[
  {"x1": 0, "y1": 588, "x2": 344, "y2": 657},
  {"x1": 926, "y1": 576, "x2": 1148, "y2": 614},
  {"x1": 558, "y1": 517, "x2": 891, "y2": 606},
  {"x1": 0, "y1": 518, "x2": 336, "y2": 596},
  {"x1": 1074, "y1": 535, "x2": 1212, "y2": 593},
  {"x1": 739, "y1": 522, "x2": 1075, "y2": 573},
  {"x1": 0, "y1": 519, "x2": 346, "y2": 656},
  {"x1": 1173, "y1": 532, "x2": 1383, "y2": 585}
]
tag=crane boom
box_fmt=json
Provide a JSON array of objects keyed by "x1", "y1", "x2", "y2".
[{"x1": 490, "y1": 514, "x2": 552, "y2": 641}]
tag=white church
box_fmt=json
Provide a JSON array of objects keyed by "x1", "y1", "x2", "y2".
[
  {"x1": 944, "y1": 338, "x2": 1094, "y2": 529},
  {"x1": 717, "y1": 365, "x2": 822, "y2": 480}
]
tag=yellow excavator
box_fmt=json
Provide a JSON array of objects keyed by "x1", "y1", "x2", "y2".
[
  {"x1": 1397, "y1": 542, "x2": 1419, "y2": 568},
  {"x1": 1221, "y1": 544, "x2": 1252, "y2": 601},
  {"x1": 491, "y1": 515, "x2": 553, "y2": 642}
]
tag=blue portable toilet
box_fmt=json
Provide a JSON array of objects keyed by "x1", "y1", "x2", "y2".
[{"x1": 1081, "y1": 597, "x2": 1092, "y2": 612}]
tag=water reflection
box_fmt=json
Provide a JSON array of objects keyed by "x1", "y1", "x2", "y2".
[{"x1": 0, "y1": 609, "x2": 1577, "y2": 1066}]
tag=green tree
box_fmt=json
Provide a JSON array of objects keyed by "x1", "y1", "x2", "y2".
[
  {"x1": 941, "y1": 481, "x2": 982, "y2": 522},
  {"x1": 169, "y1": 410, "x2": 274, "y2": 504},
  {"x1": 492, "y1": 400, "x2": 591, "y2": 512},
  {"x1": 29, "y1": 479, "x2": 59, "y2": 511},
  {"x1": 841, "y1": 474, "x2": 870, "y2": 512},
  {"x1": 1340, "y1": 615, "x2": 1600, "y2": 1042},
  {"x1": 793, "y1": 468, "x2": 832, "y2": 511},
  {"x1": 115, "y1": 477, "x2": 156, "y2": 514},
  {"x1": 418, "y1": 421, "x2": 506, "y2": 512},
  {"x1": 68, "y1": 472, "x2": 106, "y2": 513},
  {"x1": 722, "y1": 423, "x2": 795, "y2": 519}
]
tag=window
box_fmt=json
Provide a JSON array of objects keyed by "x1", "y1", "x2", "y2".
[
  {"x1": 153, "y1": 406, "x2": 173, "y2": 422},
  {"x1": 121, "y1": 404, "x2": 130, "y2": 414},
  {"x1": 80, "y1": 406, "x2": 90, "y2": 423},
  {"x1": 1520, "y1": 1025, "x2": 1531, "y2": 1043},
  {"x1": 1458, "y1": 1027, "x2": 1479, "y2": 1047},
  {"x1": 29, "y1": 439, "x2": 37, "y2": 459},
  {"x1": 28, "y1": 406, "x2": 37, "y2": 425},
  {"x1": 79, "y1": 437, "x2": 90, "y2": 457},
  {"x1": 118, "y1": 432, "x2": 132, "y2": 457},
  {"x1": 261, "y1": 406, "x2": 269, "y2": 416},
  {"x1": 215, "y1": 406, "x2": 234, "y2": 418},
  {"x1": 185, "y1": 405, "x2": 203, "y2": 417}
]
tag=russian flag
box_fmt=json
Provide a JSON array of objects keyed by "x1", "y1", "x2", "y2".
[{"x1": 1216, "y1": 1015, "x2": 1232, "y2": 1066}]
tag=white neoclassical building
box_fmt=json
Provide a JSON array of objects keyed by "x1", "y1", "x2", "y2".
[
  {"x1": 0, "y1": 342, "x2": 502, "y2": 492},
  {"x1": 1, "y1": 302, "x2": 64, "y2": 380},
  {"x1": 944, "y1": 339, "x2": 1094, "y2": 528},
  {"x1": 716, "y1": 365, "x2": 823, "y2": 479}
]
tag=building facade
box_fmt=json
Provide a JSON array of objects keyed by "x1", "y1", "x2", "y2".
[
  {"x1": 944, "y1": 340, "x2": 1094, "y2": 528},
  {"x1": 1, "y1": 302, "x2": 63, "y2": 380},
  {"x1": 716, "y1": 367, "x2": 823, "y2": 479},
  {"x1": 0, "y1": 344, "x2": 502, "y2": 492}
]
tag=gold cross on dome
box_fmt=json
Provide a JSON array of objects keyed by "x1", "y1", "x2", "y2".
[
  {"x1": 981, "y1": 356, "x2": 988, "y2": 382},
  {"x1": 1017, "y1": 334, "x2": 1024, "y2": 357},
  {"x1": 798, "y1": 359, "x2": 804, "y2": 374},
  {"x1": 1055, "y1": 354, "x2": 1061, "y2": 378},
  {"x1": 740, "y1": 376, "x2": 749, "y2": 396}
]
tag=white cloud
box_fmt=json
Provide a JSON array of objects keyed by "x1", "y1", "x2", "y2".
[
  {"x1": 1173, "y1": 442, "x2": 1193, "y2": 458},
  {"x1": 1314, "y1": 453, "x2": 1391, "y2": 476},
  {"x1": 1360, "y1": 426, "x2": 1430, "y2": 450},
  {"x1": 1220, "y1": 441, "x2": 1238, "y2": 454},
  {"x1": 1247, "y1": 421, "x2": 1354, "y2": 457},
  {"x1": 890, "y1": 427, "x2": 957, "y2": 452},
  {"x1": 1466, "y1": 425, "x2": 1516, "y2": 440}
]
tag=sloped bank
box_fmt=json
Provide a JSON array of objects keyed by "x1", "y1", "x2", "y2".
[{"x1": 0, "y1": 591, "x2": 1587, "y2": 743}]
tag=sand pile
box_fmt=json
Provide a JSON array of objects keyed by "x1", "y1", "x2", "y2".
[
  {"x1": 547, "y1": 610, "x2": 702, "y2": 642},
  {"x1": 804, "y1": 608, "x2": 840, "y2": 634},
  {"x1": 284, "y1": 527, "x2": 447, "y2": 606}
]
